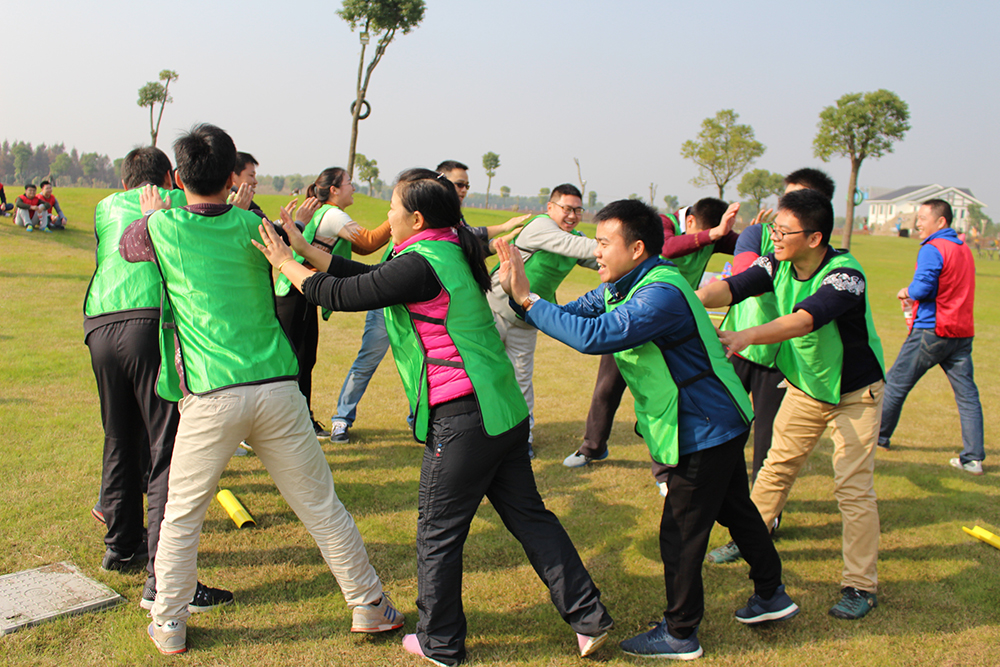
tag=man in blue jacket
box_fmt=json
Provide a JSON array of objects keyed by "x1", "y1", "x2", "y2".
[{"x1": 496, "y1": 199, "x2": 798, "y2": 660}]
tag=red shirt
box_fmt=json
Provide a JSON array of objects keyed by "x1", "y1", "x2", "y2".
[
  {"x1": 17, "y1": 194, "x2": 39, "y2": 207},
  {"x1": 38, "y1": 193, "x2": 57, "y2": 208}
]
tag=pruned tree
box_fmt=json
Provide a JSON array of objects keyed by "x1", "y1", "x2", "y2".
[
  {"x1": 737, "y1": 169, "x2": 785, "y2": 217},
  {"x1": 814, "y1": 89, "x2": 910, "y2": 249},
  {"x1": 482, "y1": 152, "x2": 500, "y2": 207},
  {"x1": 136, "y1": 70, "x2": 178, "y2": 147},
  {"x1": 500, "y1": 185, "x2": 510, "y2": 206},
  {"x1": 649, "y1": 183, "x2": 658, "y2": 206},
  {"x1": 573, "y1": 157, "x2": 587, "y2": 198},
  {"x1": 339, "y1": 0, "x2": 426, "y2": 177},
  {"x1": 663, "y1": 194, "x2": 679, "y2": 212},
  {"x1": 681, "y1": 109, "x2": 765, "y2": 199},
  {"x1": 355, "y1": 153, "x2": 380, "y2": 195}
]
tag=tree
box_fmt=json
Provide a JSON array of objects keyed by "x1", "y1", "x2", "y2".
[
  {"x1": 340, "y1": 0, "x2": 426, "y2": 177},
  {"x1": 814, "y1": 89, "x2": 910, "y2": 249},
  {"x1": 482, "y1": 152, "x2": 500, "y2": 207},
  {"x1": 355, "y1": 153, "x2": 380, "y2": 195},
  {"x1": 50, "y1": 153, "x2": 74, "y2": 183},
  {"x1": 573, "y1": 157, "x2": 587, "y2": 198},
  {"x1": 663, "y1": 194, "x2": 679, "y2": 212},
  {"x1": 588, "y1": 191, "x2": 598, "y2": 209},
  {"x1": 649, "y1": 183, "x2": 658, "y2": 206},
  {"x1": 968, "y1": 203, "x2": 993, "y2": 236},
  {"x1": 500, "y1": 185, "x2": 510, "y2": 206},
  {"x1": 628, "y1": 193, "x2": 641, "y2": 201},
  {"x1": 680, "y1": 109, "x2": 765, "y2": 198},
  {"x1": 136, "y1": 70, "x2": 179, "y2": 147},
  {"x1": 11, "y1": 142, "x2": 31, "y2": 181},
  {"x1": 287, "y1": 174, "x2": 305, "y2": 193},
  {"x1": 737, "y1": 169, "x2": 785, "y2": 217},
  {"x1": 272, "y1": 175, "x2": 285, "y2": 192},
  {"x1": 539, "y1": 187, "x2": 551, "y2": 206}
]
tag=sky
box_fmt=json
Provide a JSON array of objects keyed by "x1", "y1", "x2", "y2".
[{"x1": 3, "y1": 0, "x2": 998, "y2": 216}]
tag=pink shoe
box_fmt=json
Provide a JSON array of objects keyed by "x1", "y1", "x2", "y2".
[
  {"x1": 402, "y1": 634, "x2": 448, "y2": 666},
  {"x1": 578, "y1": 628, "x2": 611, "y2": 657}
]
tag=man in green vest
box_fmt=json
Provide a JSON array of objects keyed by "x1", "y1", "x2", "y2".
[
  {"x1": 497, "y1": 199, "x2": 799, "y2": 660},
  {"x1": 697, "y1": 188, "x2": 885, "y2": 621},
  {"x1": 486, "y1": 183, "x2": 598, "y2": 455},
  {"x1": 121, "y1": 124, "x2": 403, "y2": 655}
]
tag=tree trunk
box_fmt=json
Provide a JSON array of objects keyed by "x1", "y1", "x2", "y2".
[
  {"x1": 843, "y1": 159, "x2": 860, "y2": 250},
  {"x1": 717, "y1": 182, "x2": 725, "y2": 199},
  {"x1": 150, "y1": 105, "x2": 156, "y2": 147},
  {"x1": 486, "y1": 175, "x2": 492, "y2": 208},
  {"x1": 346, "y1": 41, "x2": 368, "y2": 179}
]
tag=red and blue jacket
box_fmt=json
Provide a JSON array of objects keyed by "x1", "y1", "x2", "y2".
[{"x1": 909, "y1": 227, "x2": 975, "y2": 337}]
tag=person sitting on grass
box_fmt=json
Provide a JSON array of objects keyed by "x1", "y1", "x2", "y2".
[
  {"x1": 37, "y1": 180, "x2": 67, "y2": 229},
  {"x1": 255, "y1": 168, "x2": 613, "y2": 667},
  {"x1": 1, "y1": 181, "x2": 17, "y2": 216},
  {"x1": 496, "y1": 199, "x2": 799, "y2": 661},
  {"x1": 15, "y1": 183, "x2": 50, "y2": 232},
  {"x1": 121, "y1": 123, "x2": 403, "y2": 656}
]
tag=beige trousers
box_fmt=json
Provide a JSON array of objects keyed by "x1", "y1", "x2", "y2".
[
  {"x1": 151, "y1": 380, "x2": 382, "y2": 623},
  {"x1": 492, "y1": 313, "x2": 538, "y2": 442},
  {"x1": 750, "y1": 381, "x2": 884, "y2": 593}
]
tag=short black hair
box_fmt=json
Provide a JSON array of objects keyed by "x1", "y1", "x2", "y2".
[
  {"x1": 39, "y1": 180, "x2": 51, "y2": 188},
  {"x1": 173, "y1": 123, "x2": 237, "y2": 196},
  {"x1": 784, "y1": 168, "x2": 835, "y2": 201},
  {"x1": 777, "y1": 189, "x2": 834, "y2": 247},
  {"x1": 594, "y1": 199, "x2": 664, "y2": 257},
  {"x1": 234, "y1": 152, "x2": 258, "y2": 176},
  {"x1": 24, "y1": 183, "x2": 36, "y2": 191},
  {"x1": 435, "y1": 160, "x2": 468, "y2": 174},
  {"x1": 922, "y1": 198, "x2": 953, "y2": 226},
  {"x1": 689, "y1": 197, "x2": 727, "y2": 229},
  {"x1": 549, "y1": 183, "x2": 582, "y2": 202},
  {"x1": 121, "y1": 147, "x2": 173, "y2": 190}
]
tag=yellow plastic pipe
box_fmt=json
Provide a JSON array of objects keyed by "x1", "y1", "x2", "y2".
[
  {"x1": 217, "y1": 488, "x2": 255, "y2": 528},
  {"x1": 962, "y1": 525, "x2": 1000, "y2": 550}
]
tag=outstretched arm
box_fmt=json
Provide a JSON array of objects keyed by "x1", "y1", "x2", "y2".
[{"x1": 717, "y1": 311, "x2": 813, "y2": 358}]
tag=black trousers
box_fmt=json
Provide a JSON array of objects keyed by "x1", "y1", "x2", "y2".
[
  {"x1": 416, "y1": 397, "x2": 612, "y2": 666},
  {"x1": 659, "y1": 431, "x2": 782, "y2": 638},
  {"x1": 579, "y1": 353, "x2": 627, "y2": 459},
  {"x1": 730, "y1": 355, "x2": 786, "y2": 482},
  {"x1": 275, "y1": 290, "x2": 318, "y2": 414},
  {"x1": 87, "y1": 319, "x2": 179, "y2": 577}
]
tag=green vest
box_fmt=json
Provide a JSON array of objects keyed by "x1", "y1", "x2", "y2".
[
  {"x1": 663, "y1": 213, "x2": 716, "y2": 289},
  {"x1": 84, "y1": 187, "x2": 187, "y2": 317},
  {"x1": 773, "y1": 251, "x2": 885, "y2": 404},
  {"x1": 274, "y1": 204, "x2": 352, "y2": 298},
  {"x1": 493, "y1": 215, "x2": 586, "y2": 303},
  {"x1": 720, "y1": 223, "x2": 781, "y2": 368},
  {"x1": 606, "y1": 264, "x2": 753, "y2": 466},
  {"x1": 384, "y1": 238, "x2": 528, "y2": 443},
  {"x1": 148, "y1": 205, "x2": 299, "y2": 400}
]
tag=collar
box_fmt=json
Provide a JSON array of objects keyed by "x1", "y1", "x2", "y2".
[
  {"x1": 606, "y1": 255, "x2": 668, "y2": 302},
  {"x1": 394, "y1": 226, "x2": 460, "y2": 253},
  {"x1": 920, "y1": 226, "x2": 958, "y2": 246}
]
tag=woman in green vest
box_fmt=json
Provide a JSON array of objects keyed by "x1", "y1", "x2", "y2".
[{"x1": 255, "y1": 169, "x2": 613, "y2": 666}]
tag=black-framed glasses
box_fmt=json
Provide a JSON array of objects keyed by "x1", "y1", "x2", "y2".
[
  {"x1": 769, "y1": 227, "x2": 817, "y2": 240},
  {"x1": 452, "y1": 181, "x2": 470, "y2": 190},
  {"x1": 552, "y1": 202, "x2": 585, "y2": 216}
]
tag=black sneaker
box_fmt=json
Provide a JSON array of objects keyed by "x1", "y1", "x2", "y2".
[
  {"x1": 829, "y1": 586, "x2": 878, "y2": 620},
  {"x1": 140, "y1": 579, "x2": 234, "y2": 613},
  {"x1": 101, "y1": 542, "x2": 149, "y2": 572},
  {"x1": 313, "y1": 420, "x2": 331, "y2": 439}
]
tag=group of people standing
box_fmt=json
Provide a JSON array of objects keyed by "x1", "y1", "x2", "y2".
[{"x1": 83, "y1": 121, "x2": 985, "y2": 664}]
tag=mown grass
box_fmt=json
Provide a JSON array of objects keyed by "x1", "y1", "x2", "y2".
[{"x1": 1, "y1": 189, "x2": 999, "y2": 666}]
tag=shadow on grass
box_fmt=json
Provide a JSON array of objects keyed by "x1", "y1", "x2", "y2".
[{"x1": 0, "y1": 271, "x2": 90, "y2": 281}]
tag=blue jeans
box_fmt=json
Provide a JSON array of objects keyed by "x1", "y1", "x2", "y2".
[
  {"x1": 879, "y1": 329, "x2": 984, "y2": 463},
  {"x1": 332, "y1": 309, "x2": 390, "y2": 426}
]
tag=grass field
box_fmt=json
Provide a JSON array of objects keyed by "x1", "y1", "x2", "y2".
[{"x1": 1, "y1": 188, "x2": 999, "y2": 666}]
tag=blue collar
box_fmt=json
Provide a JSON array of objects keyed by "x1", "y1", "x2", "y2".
[
  {"x1": 606, "y1": 256, "x2": 669, "y2": 302},
  {"x1": 920, "y1": 227, "x2": 959, "y2": 246}
]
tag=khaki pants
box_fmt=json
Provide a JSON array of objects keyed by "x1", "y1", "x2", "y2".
[
  {"x1": 151, "y1": 381, "x2": 382, "y2": 623},
  {"x1": 750, "y1": 381, "x2": 883, "y2": 593},
  {"x1": 492, "y1": 314, "x2": 538, "y2": 443}
]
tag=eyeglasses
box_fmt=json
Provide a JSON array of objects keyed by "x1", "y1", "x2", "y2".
[
  {"x1": 769, "y1": 227, "x2": 817, "y2": 241},
  {"x1": 451, "y1": 181, "x2": 470, "y2": 190},
  {"x1": 552, "y1": 202, "x2": 585, "y2": 216}
]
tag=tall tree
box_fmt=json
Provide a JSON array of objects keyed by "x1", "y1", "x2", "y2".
[
  {"x1": 814, "y1": 89, "x2": 910, "y2": 249},
  {"x1": 339, "y1": 0, "x2": 426, "y2": 177},
  {"x1": 136, "y1": 70, "x2": 179, "y2": 147},
  {"x1": 355, "y1": 153, "x2": 380, "y2": 195},
  {"x1": 737, "y1": 168, "x2": 785, "y2": 217},
  {"x1": 500, "y1": 185, "x2": 510, "y2": 206},
  {"x1": 662, "y1": 194, "x2": 679, "y2": 212},
  {"x1": 680, "y1": 109, "x2": 765, "y2": 198},
  {"x1": 482, "y1": 152, "x2": 500, "y2": 207}
]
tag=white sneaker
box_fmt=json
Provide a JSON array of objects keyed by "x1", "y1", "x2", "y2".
[
  {"x1": 330, "y1": 420, "x2": 350, "y2": 443},
  {"x1": 950, "y1": 457, "x2": 984, "y2": 475},
  {"x1": 351, "y1": 592, "x2": 405, "y2": 633},
  {"x1": 148, "y1": 619, "x2": 186, "y2": 654},
  {"x1": 562, "y1": 448, "x2": 609, "y2": 468},
  {"x1": 657, "y1": 482, "x2": 668, "y2": 497}
]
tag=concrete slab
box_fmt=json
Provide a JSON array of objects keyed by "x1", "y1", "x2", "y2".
[{"x1": 1, "y1": 562, "x2": 125, "y2": 635}]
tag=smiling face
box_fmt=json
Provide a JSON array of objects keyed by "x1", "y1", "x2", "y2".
[
  {"x1": 41, "y1": 183, "x2": 53, "y2": 197},
  {"x1": 916, "y1": 203, "x2": 947, "y2": 240},
  {"x1": 332, "y1": 178, "x2": 355, "y2": 209},
  {"x1": 594, "y1": 218, "x2": 645, "y2": 283},
  {"x1": 770, "y1": 209, "x2": 821, "y2": 262},
  {"x1": 233, "y1": 161, "x2": 257, "y2": 192},
  {"x1": 388, "y1": 187, "x2": 421, "y2": 245},
  {"x1": 547, "y1": 194, "x2": 584, "y2": 232}
]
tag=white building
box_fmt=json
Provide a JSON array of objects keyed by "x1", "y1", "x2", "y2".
[{"x1": 866, "y1": 185, "x2": 985, "y2": 233}]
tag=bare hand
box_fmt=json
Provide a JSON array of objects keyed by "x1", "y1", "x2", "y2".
[
  {"x1": 717, "y1": 328, "x2": 752, "y2": 359},
  {"x1": 277, "y1": 204, "x2": 311, "y2": 254},
  {"x1": 501, "y1": 213, "x2": 531, "y2": 234},
  {"x1": 252, "y1": 222, "x2": 295, "y2": 269},
  {"x1": 750, "y1": 207, "x2": 775, "y2": 227},
  {"x1": 230, "y1": 183, "x2": 254, "y2": 210},
  {"x1": 294, "y1": 197, "x2": 322, "y2": 225},
  {"x1": 495, "y1": 240, "x2": 531, "y2": 304},
  {"x1": 139, "y1": 184, "x2": 171, "y2": 213},
  {"x1": 896, "y1": 287, "x2": 910, "y2": 301},
  {"x1": 710, "y1": 202, "x2": 739, "y2": 241}
]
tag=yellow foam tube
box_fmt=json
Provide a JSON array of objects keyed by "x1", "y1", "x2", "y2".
[
  {"x1": 962, "y1": 525, "x2": 1000, "y2": 550},
  {"x1": 217, "y1": 488, "x2": 255, "y2": 528}
]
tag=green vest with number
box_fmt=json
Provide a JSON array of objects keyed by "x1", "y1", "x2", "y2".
[
  {"x1": 663, "y1": 213, "x2": 716, "y2": 289},
  {"x1": 720, "y1": 224, "x2": 782, "y2": 368},
  {"x1": 384, "y1": 237, "x2": 528, "y2": 443},
  {"x1": 148, "y1": 205, "x2": 298, "y2": 400},
  {"x1": 773, "y1": 250, "x2": 885, "y2": 404},
  {"x1": 274, "y1": 204, "x2": 352, "y2": 298},
  {"x1": 84, "y1": 187, "x2": 187, "y2": 317},
  {"x1": 606, "y1": 263, "x2": 753, "y2": 466}
]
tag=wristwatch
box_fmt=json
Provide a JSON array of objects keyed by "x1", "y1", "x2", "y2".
[{"x1": 521, "y1": 293, "x2": 540, "y2": 311}]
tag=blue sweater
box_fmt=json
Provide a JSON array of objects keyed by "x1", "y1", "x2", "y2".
[{"x1": 909, "y1": 227, "x2": 963, "y2": 330}]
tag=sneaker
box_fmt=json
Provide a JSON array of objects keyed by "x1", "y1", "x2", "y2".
[
  {"x1": 330, "y1": 420, "x2": 349, "y2": 443},
  {"x1": 619, "y1": 619, "x2": 702, "y2": 660},
  {"x1": 232, "y1": 441, "x2": 252, "y2": 457},
  {"x1": 528, "y1": 445, "x2": 536, "y2": 460},
  {"x1": 352, "y1": 592, "x2": 405, "y2": 633},
  {"x1": 148, "y1": 618, "x2": 187, "y2": 655},
  {"x1": 735, "y1": 584, "x2": 800, "y2": 624},
  {"x1": 140, "y1": 580, "x2": 234, "y2": 613},
  {"x1": 42, "y1": 227, "x2": 53, "y2": 233},
  {"x1": 313, "y1": 419, "x2": 331, "y2": 438},
  {"x1": 91, "y1": 503, "x2": 105, "y2": 524},
  {"x1": 26, "y1": 225, "x2": 33, "y2": 232},
  {"x1": 828, "y1": 586, "x2": 877, "y2": 620},
  {"x1": 563, "y1": 448, "x2": 609, "y2": 468},
  {"x1": 657, "y1": 481, "x2": 668, "y2": 497},
  {"x1": 402, "y1": 634, "x2": 448, "y2": 666},
  {"x1": 950, "y1": 457, "x2": 984, "y2": 476},
  {"x1": 101, "y1": 543, "x2": 149, "y2": 572},
  {"x1": 578, "y1": 623, "x2": 613, "y2": 657},
  {"x1": 877, "y1": 438, "x2": 890, "y2": 450},
  {"x1": 706, "y1": 541, "x2": 743, "y2": 564}
]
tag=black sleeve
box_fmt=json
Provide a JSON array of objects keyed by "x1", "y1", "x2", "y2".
[
  {"x1": 302, "y1": 252, "x2": 442, "y2": 312},
  {"x1": 724, "y1": 254, "x2": 777, "y2": 303},
  {"x1": 0, "y1": 186, "x2": 6, "y2": 206},
  {"x1": 794, "y1": 267, "x2": 866, "y2": 331}
]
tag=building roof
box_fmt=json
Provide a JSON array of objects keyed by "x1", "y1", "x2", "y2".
[{"x1": 867, "y1": 184, "x2": 985, "y2": 207}]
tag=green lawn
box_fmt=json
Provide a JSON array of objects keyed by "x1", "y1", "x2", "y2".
[{"x1": 1, "y1": 189, "x2": 998, "y2": 666}]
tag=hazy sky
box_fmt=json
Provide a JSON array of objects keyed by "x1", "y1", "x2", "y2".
[{"x1": 4, "y1": 0, "x2": 998, "y2": 215}]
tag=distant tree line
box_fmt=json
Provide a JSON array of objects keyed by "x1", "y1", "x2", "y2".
[{"x1": 0, "y1": 140, "x2": 117, "y2": 187}]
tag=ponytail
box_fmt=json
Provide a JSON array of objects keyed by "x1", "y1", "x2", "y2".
[
  {"x1": 310, "y1": 167, "x2": 346, "y2": 203},
  {"x1": 455, "y1": 224, "x2": 491, "y2": 293}
]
